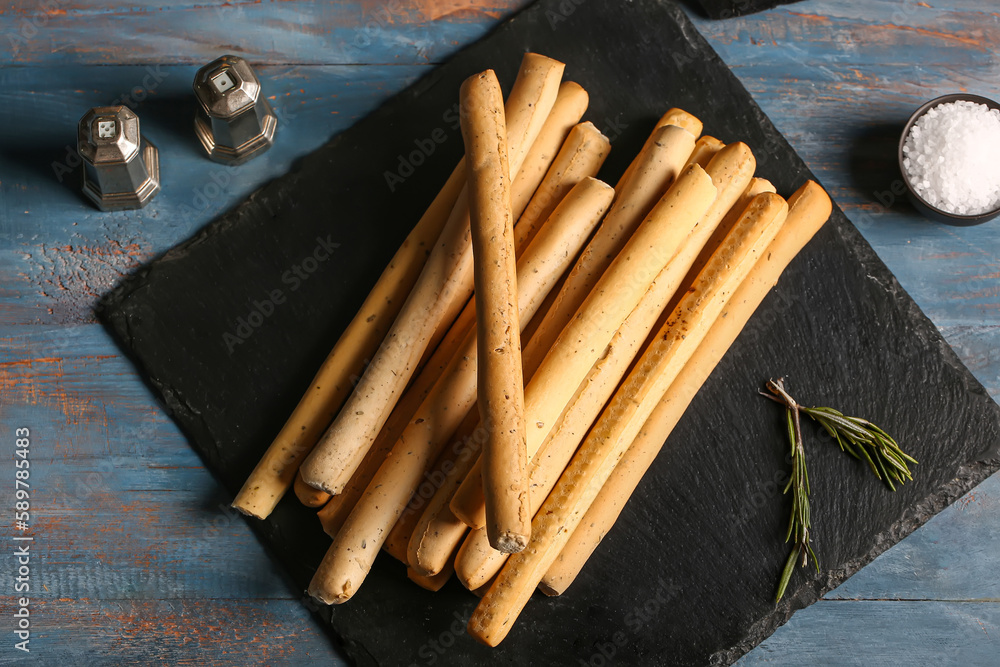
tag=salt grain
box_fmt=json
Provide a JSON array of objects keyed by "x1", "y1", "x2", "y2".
[{"x1": 901, "y1": 99, "x2": 1000, "y2": 216}]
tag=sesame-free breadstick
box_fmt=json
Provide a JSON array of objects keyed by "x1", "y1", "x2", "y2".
[
  {"x1": 514, "y1": 121, "x2": 611, "y2": 251},
  {"x1": 415, "y1": 81, "x2": 590, "y2": 377},
  {"x1": 231, "y1": 160, "x2": 465, "y2": 519},
  {"x1": 521, "y1": 123, "x2": 696, "y2": 378},
  {"x1": 306, "y1": 177, "x2": 613, "y2": 605},
  {"x1": 511, "y1": 81, "x2": 590, "y2": 218},
  {"x1": 685, "y1": 135, "x2": 725, "y2": 169},
  {"x1": 451, "y1": 145, "x2": 753, "y2": 530},
  {"x1": 294, "y1": 470, "x2": 330, "y2": 508},
  {"x1": 615, "y1": 108, "x2": 702, "y2": 189},
  {"x1": 467, "y1": 189, "x2": 789, "y2": 648},
  {"x1": 300, "y1": 53, "x2": 565, "y2": 496},
  {"x1": 462, "y1": 70, "x2": 530, "y2": 553},
  {"x1": 407, "y1": 561, "x2": 454, "y2": 592},
  {"x1": 540, "y1": 183, "x2": 831, "y2": 596}
]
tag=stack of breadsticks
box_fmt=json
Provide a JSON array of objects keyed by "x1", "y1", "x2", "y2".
[{"x1": 232, "y1": 52, "x2": 832, "y2": 646}]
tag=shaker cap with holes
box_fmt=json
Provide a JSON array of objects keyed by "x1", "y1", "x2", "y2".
[
  {"x1": 77, "y1": 105, "x2": 160, "y2": 211},
  {"x1": 193, "y1": 55, "x2": 277, "y2": 165}
]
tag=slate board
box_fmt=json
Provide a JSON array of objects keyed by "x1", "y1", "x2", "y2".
[
  {"x1": 694, "y1": 0, "x2": 803, "y2": 20},
  {"x1": 98, "y1": 0, "x2": 1000, "y2": 665}
]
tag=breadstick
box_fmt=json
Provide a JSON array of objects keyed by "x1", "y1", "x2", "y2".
[
  {"x1": 231, "y1": 160, "x2": 465, "y2": 519},
  {"x1": 514, "y1": 121, "x2": 611, "y2": 251},
  {"x1": 616, "y1": 107, "x2": 702, "y2": 189},
  {"x1": 415, "y1": 81, "x2": 590, "y2": 376},
  {"x1": 306, "y1": 177, "x2": 613, "y2": 604},
  {"x1": 454, "y1": 145, "x2": 758, "y2": 585},
  {"x1": 521, "y1": 123, "x2": 696, "y2": 378},
  {"x1": 685, "y1": 135, "x2": 725, "y2": 169},
  {"x1": 511, "y1": 81, "x2": 590, "y2": 218},
  {"x1": 300, "y1": 53, "x2": 564, "y2": 495},
  {"x1": 462, "y1": 70, "x2": 529, "y2": 554},
  {"x1": 467, "y1": 190, "x2": 789, "y2": 648},
  {"x1": 719, "y1": 177, "x2": 776, "y2": 236},
  {"x1": 293, "y1": 470, "x2": 330, "y2": 508},
  {"x1": 452, "y1": 145, "x2": 753, "y2": 530},
  {"x1": 384, "y1": 411, "x2": 472, "y2": 564},
  {"x1": 407, "y1": 562, "x2": 454, "y2": 592},
  {"x1": 404, "y1": 408, "x2": 481, "y2": 576},
  {"x1": 540, "y1": 182, "x2": 831, "y2": 596},
  {"x1": 656, "y1": 108, "x2": 703, "y2": 138}
]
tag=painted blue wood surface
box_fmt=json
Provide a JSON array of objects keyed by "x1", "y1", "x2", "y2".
[{"x1": 0, "y1": 1, "x2": 998, "y2": 665}]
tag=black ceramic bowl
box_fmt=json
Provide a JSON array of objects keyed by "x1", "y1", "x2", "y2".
[{"x1": 898, "y1": 93, "x2": 1000, "y2": 226}]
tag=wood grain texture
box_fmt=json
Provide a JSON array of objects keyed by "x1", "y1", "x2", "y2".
[{"x1": 0, "y1": 1, "x2": 998, "y2": 665}]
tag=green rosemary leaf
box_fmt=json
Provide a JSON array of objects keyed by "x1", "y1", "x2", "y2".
[{"x1": 776, "y1": 544, "x2": 800, "y2": 603}]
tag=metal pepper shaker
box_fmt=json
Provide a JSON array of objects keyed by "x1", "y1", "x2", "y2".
[
  {"x1": 192, "y1": 55, "x2": 277, "y2": 165},
  {"x1": 78, "y1": 106, "x2": 160, "y2": 211}
]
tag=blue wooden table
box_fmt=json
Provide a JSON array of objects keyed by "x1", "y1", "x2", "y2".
[{"x1": 1, "y1": 1, "x2": 998, "y2": 664}]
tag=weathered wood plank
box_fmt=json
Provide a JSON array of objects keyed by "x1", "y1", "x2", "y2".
[
  {"x1": 736, "y1": 601, "x2": 1000, "y2": 665},
  {"x1": 0, "y1": 1, "x2": 532, "y2": 65},
  {"x1": 0, "y1": 599, "x2": 343, "y2": 666}
]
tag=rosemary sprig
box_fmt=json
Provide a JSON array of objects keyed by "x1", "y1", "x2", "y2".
[{"x1": 760, "y1": 378, "x2": 918, "y2": 603}]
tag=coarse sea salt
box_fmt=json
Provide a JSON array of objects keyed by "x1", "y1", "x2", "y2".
[{"x1": 902, "y1": 99, "x2": 1000, "y2": 216}]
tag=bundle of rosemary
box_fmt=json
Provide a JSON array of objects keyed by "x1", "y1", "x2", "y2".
[{"x1": 761, "y1": 378, "x2": 919, "y2": 602}]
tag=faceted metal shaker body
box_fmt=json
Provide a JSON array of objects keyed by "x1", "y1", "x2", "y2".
[
  {"x1": 193, "y1": 55, "x2": 277, "y2": 165},
  {"x1": 78, "y1": 106, "x2": 160, "y2": 211}
]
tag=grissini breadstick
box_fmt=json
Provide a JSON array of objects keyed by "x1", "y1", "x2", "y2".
[
  {"x1": 231, "y1": 160, "x2": 465, "y2": 519},
  {"x1": 718, "y1": 177, "x2": 776, "y2": 236},
  {"x1": 649, "y1": 177, "x2": 778, "y2": 344},
  {"x1": 688, "y1": 176, "x2": 777, "y2": 283},
  {"x1": 416, "y1": 81, "x2": 590, "y2": 377},
  {"x1": 656, "y1": 108, "x2": 703, "y2": 138},
  {"x1": 407, "y1": 561, "x2": 454, "y2": 592},
  {"x1": 452, "y1": 145, "x2": 753, "y2": 530},
  {"x1": 521, "y1": 123, "x2": 696, "y2": 378},
  {"x1": 300, "y1": 54, "x2": 565, "y2": 495},
  {"x1": 615, "y1": 107, "x2": 702, "y2": 189},
  {"x1": 455, "y1": 145, "x2": 758, "y2": 585},
  {"x1": 294, "y1": 470, "x2": 330, "y2": 508},
  {"x1": 462, "y1": 70, "x2": 529, "y2": 554},
  {"x1": 510, "y1": 81, "x2": 590, "y2": 218},
  {"x1": 383, "y1": 423, "x2": 474, "y2": 563},
  {"x1": 514, "y1": 121, "x2": 611, "y2": 251},
  {"x1": 684, "y1": 135, "x2": 725, "y2": 169},
  {"x1": 467, "y1": 190, "x2": 789, "y2": 648},
  {"x1": 383, "y1": 501, "x2": 419, "y2": 563},
  {"x1": 306, "y1": 177, "x2": 613, "y2": 604},
  {"x1": 403, "y1": 409, "x2": 481, "y2": 575},
  {"x1": 540, "y1": 183, "x2": 831, "y2": 596}
]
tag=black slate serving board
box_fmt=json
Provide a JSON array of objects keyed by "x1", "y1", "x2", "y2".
[{"x1": 99, "y1": 1, "x2": 1000, "y2": 665}]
